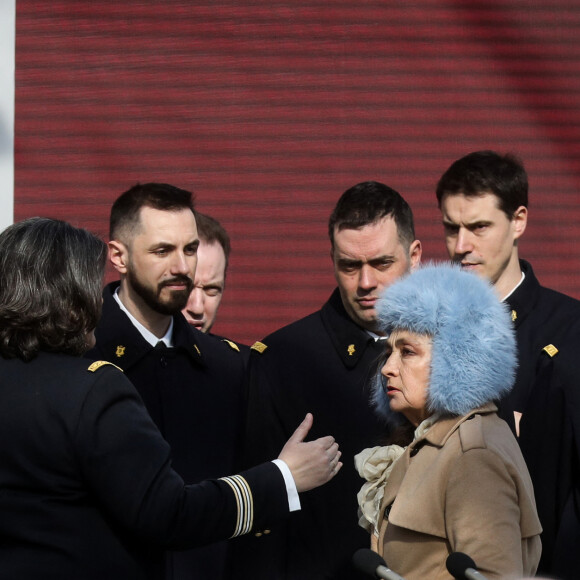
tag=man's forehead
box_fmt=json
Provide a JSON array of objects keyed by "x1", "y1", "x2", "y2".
[
  {"x1": 332, "y1": 216, "x2": 403, "y2": 252},
  {"x1": 441, "y1": 190, "x2": 501, "y2": 212},
  {"x1": 136, "y1": 206, "x2": 197, "y2": 235}
]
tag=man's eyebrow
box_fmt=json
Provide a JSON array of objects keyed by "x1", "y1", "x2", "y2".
[
  {"x1": 337, "y1": 257, "x2": 362, "y2": 265},
  {"x1": 148, "y1": 241, "x2": 176, "y2": 249}
]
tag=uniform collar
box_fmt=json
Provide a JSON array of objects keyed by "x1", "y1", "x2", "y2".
[
  {"x1": 320, "y1": 288, "x2": 385, "y2": 369},
  {"x1": 113, "y1": 286, "x2": 174, "y2": 347},
  {"x1": 503, "y1": 260, "x2": 541, "y2": 328},
  {"x1": 96, "y1": 282, "x2": 205, "y2": 370}
]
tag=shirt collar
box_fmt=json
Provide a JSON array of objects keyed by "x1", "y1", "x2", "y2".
[
  {"x1": 113, "y1": 287, "x2": 174, "y2": 347},
  {"x1": 501, "y1": 270, "x2": 526, "y2": 302}
]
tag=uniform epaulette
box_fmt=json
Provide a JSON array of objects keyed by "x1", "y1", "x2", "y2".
[
  {"x1": 251, "y1": 341, "x2": 268, "y2": 354},
  {"x1": 222, "y1": 339, "x2": 241, "y2": 353},
  {"x1": 542, "y1": 344, "x2": 559, "y2": 358},
  {"x1": 87, "y1": 360, "x2": 124, "y2": 373}
]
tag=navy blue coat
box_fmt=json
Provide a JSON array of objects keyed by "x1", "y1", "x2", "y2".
[
  {"x1": 87, "y1": 282, "x2": 247, "y2": 580},
  {"x1": 0, "y1": 352, "x2": 287, "y2": 580},
  {"x1": 235, "y1": 289, "x2": 388, "y2": 580},
  {"x1": 501, "y1": 260, "x2": 580, "y2": 578}
]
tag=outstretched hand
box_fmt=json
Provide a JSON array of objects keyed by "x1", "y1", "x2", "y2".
[{"x1": 278, "y1": 413, "x2": 342, "y2": 493}]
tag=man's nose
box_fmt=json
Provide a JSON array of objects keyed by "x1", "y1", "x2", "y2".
[
  {"x1": 454, "y1": 229, "x2": 473, "y2": 255},
  {"x1": 358, "y1": 264, "x2": 378, "y2": 290}
]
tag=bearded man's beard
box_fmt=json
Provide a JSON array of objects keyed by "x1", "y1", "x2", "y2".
[{"x1": 127, "y1": 268, "x2": 193, "y2": 315}]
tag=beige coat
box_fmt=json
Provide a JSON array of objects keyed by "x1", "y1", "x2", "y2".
[{"x1": 376, "y1": 404, "x2": 542, "y2": 580}]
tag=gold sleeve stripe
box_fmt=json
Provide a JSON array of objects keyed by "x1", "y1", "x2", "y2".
[{"x1": 220, "y1": 474, "x2": 253, "y2": 537}]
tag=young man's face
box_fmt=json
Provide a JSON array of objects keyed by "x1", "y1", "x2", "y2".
[
  {"x1": 182, "y1": 240, "x2": 227, "y2": 333},
  {"x1": 123, "y1": 206, "x2": 199, "y2": 315},
  {"x1": 332, "y1": 215, "x2": 421, "y2": 333},
  {"x1": 440, "y1": 192, "x2": 527, "y2": 294}
]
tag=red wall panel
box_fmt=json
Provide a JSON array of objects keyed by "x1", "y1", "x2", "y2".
[{"x1": 15, "y1": 1, "x2": 580, "y2": 344}]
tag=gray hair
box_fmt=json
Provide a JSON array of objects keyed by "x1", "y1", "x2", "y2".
[{"x1": 0, "y1": 217, "x2": 107, "y2": 361}]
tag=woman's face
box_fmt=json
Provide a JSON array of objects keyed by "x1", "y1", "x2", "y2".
[{"x1": 381, "y1": 330, "x2": 432, "y2": 426}]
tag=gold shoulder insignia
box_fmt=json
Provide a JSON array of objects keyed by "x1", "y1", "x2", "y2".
[
  {"x1": 511, "y1": 310, "x2": 517, "y2": 322},
  {"x1": 542, "y1": 344, "x2": 558, "y2": 358},
  {"x1": 223, "y1": 339, "x2": 241, "y2": 353},
  {"x1": 87, "y1": 360, "x2": 124, "y2": 373},
  {"x1": 347, "y1": 344, "x2": 356, "y2": 356},
  {"x1": 251, "y1": 341, "x2": 268, "y2": 354}
]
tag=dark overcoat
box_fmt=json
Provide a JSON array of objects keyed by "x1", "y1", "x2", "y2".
[
  {"x1": 234, "y1": 289, "x2": 387, "y2": 580},
  {"x1": 501, "y1": 260, "x2": 580, "y2": 578},
  {"x1": 87, "y1": 282, "x2": 247, "y2": 579},
  {"x1": 0, "y1": 352, "x2": 287, "y2": 580}
]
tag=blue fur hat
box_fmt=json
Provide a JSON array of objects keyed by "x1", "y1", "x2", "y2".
[{"x1": 372, "y1": 262, "x2": 517, "y2": 420}]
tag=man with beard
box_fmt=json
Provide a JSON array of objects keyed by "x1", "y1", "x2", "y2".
[{"x1": 87, "y1": 183, "x2": 247, "y2": 580}]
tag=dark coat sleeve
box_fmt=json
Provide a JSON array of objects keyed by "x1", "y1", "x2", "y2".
[{"x1": 76, "y1": 365, "x2": 289, "y2": 549}]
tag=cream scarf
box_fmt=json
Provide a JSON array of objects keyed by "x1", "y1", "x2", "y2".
[{"x1": 354, "y1": 414, "x2": 440, "y2": 537}]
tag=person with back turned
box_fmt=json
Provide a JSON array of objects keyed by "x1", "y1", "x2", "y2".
[{"x1": 0, "y1": 216, "x2": 342, "y2": 580}]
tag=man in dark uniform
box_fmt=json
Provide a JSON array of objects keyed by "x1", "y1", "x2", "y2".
[
  {"x1": 181, "y1": 211, "x2": 250, "y2": 360},
  {"x1": 182, "y1": 212, "x2": 230, "y2": 335},
  {"x1": 436, "y1": 150, "x2": 580, "y2": 579},
  {"x1": 236, "y1": 182, "x2": 422, "y2": 580},
  {"x1": 87, "y1": 183, "x2": 248, "y2": 580}
]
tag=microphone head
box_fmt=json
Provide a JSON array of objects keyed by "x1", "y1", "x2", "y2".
[
  {"x1": 446, "y1": 552, "x2": 477, "y2": 579},
  {"x1": 352, "y1": 548, "x2": 387, "y2": 577}
]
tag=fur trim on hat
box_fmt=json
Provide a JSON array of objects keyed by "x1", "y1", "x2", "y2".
[{"x1": 372, "y1": 263, "x2": 517, "y2": 422}]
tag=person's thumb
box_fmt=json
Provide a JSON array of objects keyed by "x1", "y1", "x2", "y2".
[{"x1": 287, "y1": 413, "x2": 313, "y2": 444}]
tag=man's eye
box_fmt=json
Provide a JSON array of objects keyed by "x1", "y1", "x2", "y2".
[
  {"x1": 340, "y1": 263, "x2": 359, "y2": 273},
  {"x1": 375, "y1": 261, "x2": 392, "y2": 272}
]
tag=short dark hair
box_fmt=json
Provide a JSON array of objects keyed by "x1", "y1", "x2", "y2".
[
  {"x1": 0, "y1": 217, "x2": 107, "y2": 361},
  {"x1": 110, "y1": 182, "x2": 195, "y2": 241},
  {"x1": 436, "y1": 151, "x2": 528, "y2": 218},
  {"x1": 195, "y1": 211, "x2": 231, "y2": 270},
  {"x1": 328, "y1": 181, "x2": 416, "y2": 250}
]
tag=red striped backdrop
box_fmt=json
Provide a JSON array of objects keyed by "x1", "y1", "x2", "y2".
[{"x1": 15, "y1": 1, "x2": 580, "y2": 344}]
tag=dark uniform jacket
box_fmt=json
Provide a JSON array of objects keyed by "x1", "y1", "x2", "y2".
[
  {"x1": 236, "y1": 289, "x2": 387, "y2": 580},
  {"x1": 87, "y1": 282, "x2": 246, "y2": 580},
  {"x1": 501, "y1": 260, "x2": 580, "y2": 578},
  {"x1": 0, "y1": 352, "x2": 288, "y2": 580}
]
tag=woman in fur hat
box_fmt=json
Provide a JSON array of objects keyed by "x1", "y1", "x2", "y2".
[{"x1": 355, "y1": 263, "x2": 541, "y2": 580}]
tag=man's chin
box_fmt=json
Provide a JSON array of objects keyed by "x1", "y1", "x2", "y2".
[
  {"x1": 350, "y1": 308, "x2": 378, "y2": 331},
  {"x1": 154, "y1": 289, "x2": 191, "y2": 315}
]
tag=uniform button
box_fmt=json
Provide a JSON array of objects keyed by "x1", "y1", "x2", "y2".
[
  {"x1": 254, "y1": 532, "x2": 263, "y2": 537},
  {"x1": 263, "y1": 529, "x2": 271, "y2": 535},
  {"x1": 160, "y1": 357, "x2": 168, "y2": 368}
]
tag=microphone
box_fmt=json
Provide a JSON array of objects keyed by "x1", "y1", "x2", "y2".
[
  {"x1": 352, "y1": 548, "x2": 406, "y2": 580},
  {"x1": 446, "y1": 552, "x2": 489, "y2": 580}
]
